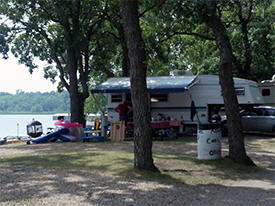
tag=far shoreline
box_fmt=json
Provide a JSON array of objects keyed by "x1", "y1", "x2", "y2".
[{"x1": 0, "y1": 112, "x2": 69, "y2": 115}]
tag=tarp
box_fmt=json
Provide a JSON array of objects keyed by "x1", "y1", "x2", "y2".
[{"x1": 91, "y1": 75, "x2": 197, "y2": 94}]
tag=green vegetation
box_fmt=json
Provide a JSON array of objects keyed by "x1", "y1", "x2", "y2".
[
  {"x1": 0, "y1": 91, "x2": 69, "y2": 113},
  {"x1": 1, "y1": 139, "x2": 261, "y2": 185},
  {"x1": 84, "y1": 94, "x2": 107, "y2": 114}
]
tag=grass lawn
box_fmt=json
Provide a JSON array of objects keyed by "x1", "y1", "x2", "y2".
[{"x1": 1, "y1": 137, "x2": 265, "y2": 186}]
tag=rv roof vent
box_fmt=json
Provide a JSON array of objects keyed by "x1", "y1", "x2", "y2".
[{"x1": 173, "y1": 70, "x2": 193, "y2": 76}]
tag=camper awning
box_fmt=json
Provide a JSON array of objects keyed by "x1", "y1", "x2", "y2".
[{"x1": 91, "y1": 75, "x2": 197, "y2": 94}]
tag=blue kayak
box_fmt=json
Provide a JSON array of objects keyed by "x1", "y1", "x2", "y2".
[{"x1": 32, "y1": 128, "x2": 70, "y2": 144}]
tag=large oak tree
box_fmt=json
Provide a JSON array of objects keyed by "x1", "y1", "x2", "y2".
[
  {"x1": 0, "y1": 0, "x2": 107, "y2": 124},
  {"x1": 204, "y1": 0, "x2": 255, "y2": 165},
  {"x1": 122, "y1": 0, "x2": 159, "y2": 171}
]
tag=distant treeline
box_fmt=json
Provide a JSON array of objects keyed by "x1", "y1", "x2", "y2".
[{"x1": 0, "y1": 91, "x2": 70, "y2": 113}]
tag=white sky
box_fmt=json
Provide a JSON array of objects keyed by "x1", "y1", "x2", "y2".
[{"x1": 0, "y1": 55, "x2": 58, "y2": 94}]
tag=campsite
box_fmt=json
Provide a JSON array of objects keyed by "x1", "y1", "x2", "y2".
[{"x1": 0, "y1": 1, "x2": 274, "y2": 205}]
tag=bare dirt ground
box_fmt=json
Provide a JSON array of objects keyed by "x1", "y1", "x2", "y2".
[{"x1": 0, "y1": 135, "x2": 274, "y2": 206}]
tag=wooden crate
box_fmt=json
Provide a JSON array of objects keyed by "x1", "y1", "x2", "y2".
[{"x1": 110, "y1": 121, "x2": 125, "y2": 142}]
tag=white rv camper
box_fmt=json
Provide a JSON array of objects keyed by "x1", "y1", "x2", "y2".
[
  {"x1": 258, "y1": 75, "x2": 275, "y2": 107},
  {"x1": 91, "y1": 75, "x2": 264, "y2": 126}
]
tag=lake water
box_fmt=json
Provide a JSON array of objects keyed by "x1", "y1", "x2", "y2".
[{"x1": 0, "y1": 114, "x2": 54, "y2": 138}]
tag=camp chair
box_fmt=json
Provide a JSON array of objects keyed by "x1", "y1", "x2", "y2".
[
  {"x1": 93, "y1": 118, "x2": 102, "y2": 135},
  {"x1": 83, "y1": 118, "x2": 103, "y2": 142}
]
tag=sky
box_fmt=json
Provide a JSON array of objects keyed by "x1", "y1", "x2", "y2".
[{"x1": 0, "y1": 55, "x2": 58, "y2": 94}]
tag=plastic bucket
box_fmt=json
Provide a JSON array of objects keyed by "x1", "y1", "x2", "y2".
[{"x1": 197, "y1": 123, "x2": 221, "y2": 160}]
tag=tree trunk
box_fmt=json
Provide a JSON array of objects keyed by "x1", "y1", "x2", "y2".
[
  {"x1": 70, "y1": 92, "x2": 86, "y2": 125},
  {"x1": 233, "y1": 20, "x2": 253, "y2": 80},
  {"x1": 205, "y1": 1, "x2": 255, "y2": 166},
  {"x1": 122, "y1": 0, "x2": 159, "y2": 172},
  {"x1": 67, "y1": 47, "x2": 86, "y2": 125},
  {"x1": 118, "y1": 24, "x2": 131, "y2": 77},
  {"x1": 241, "y1": 21, "x2": 252, "y2": 78}
]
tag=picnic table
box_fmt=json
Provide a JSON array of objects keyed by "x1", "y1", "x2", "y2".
[
  {"x1": 127, "y1": 120, "x2": 183, "y2": 129},
  {"x1": 127, "y1": 120, "x2": 183, "y2": 140}
]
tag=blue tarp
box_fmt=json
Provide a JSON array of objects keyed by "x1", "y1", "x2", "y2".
[{"x1": 91, "y1": 75, "x2": 197, "y2": 94}]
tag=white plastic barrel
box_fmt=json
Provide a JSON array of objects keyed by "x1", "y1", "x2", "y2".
[{"x1": 197, "y1": 124, "x2": 221, "y2": 160}]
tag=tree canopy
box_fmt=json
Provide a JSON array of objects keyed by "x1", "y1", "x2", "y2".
[
  {"x1": 0, "y1": 0, "x2": 109, "y2": 124},
  {"x1": 0, "y1": 0, "x2": 273, "y2": 115},
  {"x1": 145, "y1": 0, "x2": 274, "y2": 79}
]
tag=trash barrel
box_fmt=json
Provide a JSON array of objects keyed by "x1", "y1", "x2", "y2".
[{"x1": 197, "y1": 123, "x2": 221, "y2": 160}]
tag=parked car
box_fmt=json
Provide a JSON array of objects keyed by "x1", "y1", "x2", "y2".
[{"x1": 221, "y1": 106, "x2": 275, "y2": 135}]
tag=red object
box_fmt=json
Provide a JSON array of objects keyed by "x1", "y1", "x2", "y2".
[
  {"x1": 168, "y1": 120, "x2": 183, "y2": 127},
  {"x1": 151, "y1": 121, "x2": 170, "y2": 129},
  {"x1": 127, "y1": 120, "x2": 182, "y2": 129},
  {"x1": 55, "y1": 120, "x2": 82, "y2": 128},
  {"x1": 115, "y1": 103, "x2": 130, "y2": 116}
]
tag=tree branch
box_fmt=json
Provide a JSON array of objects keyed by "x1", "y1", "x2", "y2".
[
  {"x1": 159, "y1": 31, "x2": 215, "y2": 43},
  {"x1": 77, "y1": 49, "x2": 89, "y2": 98},
  {"x1": 37, "y1": 28, "x2": 70, "y2": 91},
  {"x1": 247, "y1": 0, "x2": 253, "y2": 21},
  {"x1": 139, "y1": 0, "x2": 166, "y2": 17},
  {"x1": 105, "y1": 31, "x2": 120, "y2": 40}
]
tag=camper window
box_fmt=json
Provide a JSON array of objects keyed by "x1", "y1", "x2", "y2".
[
  {"x1": 111, "y1": 94, "x2": 122, "y2": 102},
  {"x1": 262, "y1": 89, "x2": 270, "y2": 96},
  {"x1": 150, "y1": 94, "x2": 168, "y2": 103},
  {"x1": 235, "y1": 87, "x2": 245, "y2": 96},
  {"x1": 267, "y1": 109, "x2": 275, "y2": 116}
]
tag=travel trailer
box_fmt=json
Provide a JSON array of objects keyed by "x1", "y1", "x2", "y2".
[
  {"x1": 258, "y1": 75, "x2": 275, "y2": 107},
  {"x1": 91, "y1": 75, "x2": 264, "y2": 126}
]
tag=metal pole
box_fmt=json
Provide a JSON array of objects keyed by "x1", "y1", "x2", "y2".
[{"x1": 17, "y1": 123, "x2": 19, "y2": 138}]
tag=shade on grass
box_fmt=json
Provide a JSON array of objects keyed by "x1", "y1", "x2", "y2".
[{"x1": 2, "y1": 146, "x2": 260, "y2": 185}]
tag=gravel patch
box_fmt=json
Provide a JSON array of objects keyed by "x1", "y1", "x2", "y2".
[{"x1": 1, "y1": 165, "x2": 274, "y2": 206}]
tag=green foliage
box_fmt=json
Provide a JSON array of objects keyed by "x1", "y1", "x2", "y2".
[
  {"x1": 0, "y1": 0, "x2": 108, "y2": 86},
  {"x1": 222, "y1": 0, "x2": 274, "y2": 79},
  {"x1": 140, "y1": 0, "x2": 217, "y2": 76},
  {"x1": 0, "y1": 0, "x2": 273, "y2": 88},
  {"x1": 0, "y1": 0, "x2": 112, "y2": 123},
  {"x1": 0, "y1": 91, "x2": 69, "y2": 113},
  {"x1": 84, "y1": 94, "x2": 107, "y2": 114},
  {"x1": 143, "y1": 0, "x2": 274, "y2": 80}
]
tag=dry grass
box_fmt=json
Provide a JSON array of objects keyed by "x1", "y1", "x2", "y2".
[{"x1": 1, "y1": 136, "x2": 267, "y2": 186}]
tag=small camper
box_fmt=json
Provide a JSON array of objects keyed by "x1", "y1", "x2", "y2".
[
  {"x1": 258, "y1": 75, "x2": 275, "y2": 107},
  {"x1": 91, "y1": 75, "x2": 264, "y2": 126}
]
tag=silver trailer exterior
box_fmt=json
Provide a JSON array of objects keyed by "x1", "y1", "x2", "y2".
[
  {"x1": 258, "y1": 77, "x2": 275, "y2": 107},
  {"x1": 91, "y1": 75, "x2": 264, "y2": 125}
]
